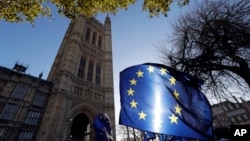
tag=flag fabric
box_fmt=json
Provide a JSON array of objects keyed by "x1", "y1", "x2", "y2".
[
  {"x1": 158, "y1": 134, "x2": 189, "y2": 141},
  {"x1": 119, "y1": 63, "x2": 213, "y2": 140},
  {"x1": 143, "y1": 131, "x2": 156, "y2": 141},
  {"x1": 92, "y1": 113, "x2": 113, "y2": 141}
]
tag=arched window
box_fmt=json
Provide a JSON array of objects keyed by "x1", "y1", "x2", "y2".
[
  {"x1": 92, "y1": 32, "x2": 97, "y2": 44},
  {"x1": 77, "y1": 57, "x2": 86, "y2": 78},
  {"x1": 87, "y1": 61, "x2": 93, "y2": 82},
  {"x1": 70, "y1": 113, "x2": 91, "y2": 140},
  {"x1": 85, "y1": 28, "x2": 91, "y2": 40},
  {"x1": 98, "y1": 36, "x2": 102, "y2": 48},
  {"x1": 95, "y1": 64, "x2": 101, "y2": 85}
]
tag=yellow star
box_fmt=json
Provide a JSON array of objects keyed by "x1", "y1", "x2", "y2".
[
  {"x1": 130, "y1": 100, "x2": 138, "y2": 108},
  {"x1": 169, "y1": 114, "x2": 178, "y2": 124},
  {"x1": 138, "y1": 111, "x2": 147, "y2": 120},
  {"x1": 173, "y1": 90, "x2": 179, "y2": 99},
  {"x1": 147, "y1": 65, "x2": 154, "y2": 73},
  {"x1": 174, "y1": 104, "x2": 182, "y2": 115},
  {"x1": 160, "y1": 68, "x2": 167, "y2": 75},
  {"x1": 169, "y1": 77, "x2": 176, "y2": 85},
  {"x1": 127, "y1": 88, "x2": 135, "y2": 96},
  {"x1": 136, "y1": 70, "x2": 144, "y2": 77},
  {"x1": 130, "y1": 78, "x2": 137, "y2": 85}
]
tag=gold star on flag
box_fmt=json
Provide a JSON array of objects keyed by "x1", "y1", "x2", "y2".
[
  {"x1": 130, "y1": 100, "x2": 138, "y2": 108},
  {"x1": 169, "y1": 77, "x2": 176, "y2": 85},
  {"x1": 127, "y1": 88, "x2": 135, "y2": 96},
  {"x1": 173, "y1": 90, "x2": 180, "y2": 99},
  {"x1": 130, "y1": 78, "x2": 137, "y2": 85},
  {"x1": 169, "y1": 114, "x2": 178, "y2": 124},
  {"x1": 138, "y1": 111, "x2": 147, "y2": 120},
  {"x1": 174, "y1": 104, "x2": 182, "y2": 115},
  {"x1": 147, "y1": 65, "x2": 154, "y2": 73},
  {"x1": 136, "y1": 70, "x2": 144, "y2": 77},
  {"x1": 160, "y1": 68, "x2": 167, "y2": 75}
]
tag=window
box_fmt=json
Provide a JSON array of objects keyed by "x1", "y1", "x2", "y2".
[
  {"x1": 95, "y1": 64, "x2": 101, "y2": 85},
  {"x1": 84, "y1": 123, "x2": 91, "y2": 141},
  {"x1": 0, "y1": 104, "x2": 18, "y2": 120},
  {"x1": 11, "y1": 83, "x2": 29, "y2": 99},
  {"x1": 24, "y1": 110, "x2": 40, "y2": 125},
  {"x1": 94, "y1": 93, "x2": 102, "y2": 101},
  {"x1": 98, "y1": 36, "x2": 102, "y2": 48},
  {"x1": 85, "y1": 89, "x2": 91, "y2": 98},
  {"x1": 0, "y1": 127, "x2": 8, "y2": 140},
  {"x1": 243, "y1": 114, "x2": 248, "y2": 120},
  {"x1": 222, "y1": 105, "x2": 228, "y2": 111},
  {"x1": 74, "y1": 87, "x2": 83, "y2": 95},
  {"x1": 231, "y1": 117, "x2": 235, "y2": 122},
  {"x1": 92, "y1": 32, "x2": 97, "y2": 44},
  {"x1": 235, "y1": 103, "x2": 240, "y2": 108},
  {"x1": 228, "y1": 104, "x2": 234, "y2": 110},
  {"x1": 237, "y1": 116, "x2": 242, "y2": 121},
  {"x1": 77, "y1": 57, "x2": 86, "y2": 78},
  {"x1": 17, "y1": 131, "x2": 33, "y2": 141},
  {"x1": 87, "y1": 61, "x2": 93, "y2": 82},
  {"x1": 85, "y1": 28, "x2": 91, "y2": 40},
  {"x1": 33, "y1": 91, "x2": 47, "y2": 107}
]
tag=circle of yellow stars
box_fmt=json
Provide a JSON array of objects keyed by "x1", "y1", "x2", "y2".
[{"x1": 126, "y1": 65, "x2": 183, "y2": 126}]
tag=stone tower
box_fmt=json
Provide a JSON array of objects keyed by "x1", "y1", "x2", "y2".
[{"x1": 37, "y1": 15, "x2": 116, "y2": 141}]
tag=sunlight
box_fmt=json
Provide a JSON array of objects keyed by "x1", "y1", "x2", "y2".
[{"x1": 152, "y1": 88, "x2": 163, "y2": 132}]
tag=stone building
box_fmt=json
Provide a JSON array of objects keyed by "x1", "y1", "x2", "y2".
[
  {"x1": 212, "y1": 99, "x2": 250, "y2": 140},
  {"x1": 0, "y1": 64, "x2": 53, "y2": 140},
  {"x1": 0, "y1": 15, "x2": 116, "y2": 141},
  {"x1": 36, "y1": 15, "x2": 116, "y2": 141},
  {"x1": 212, "y1": 99, "x2": 250, "y2": 128}
]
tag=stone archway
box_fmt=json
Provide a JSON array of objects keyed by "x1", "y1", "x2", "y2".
[
  {"x1": 68, "y1": 103, "x2": 98, "y2": 141},
  {"x1": 70, "y1": 113, "x2": 91, "y2": 141}
]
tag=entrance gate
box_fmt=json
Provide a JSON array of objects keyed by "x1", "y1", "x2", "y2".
[{"x1": 70, "y1": 113, "x2": 91, "y2": 141}]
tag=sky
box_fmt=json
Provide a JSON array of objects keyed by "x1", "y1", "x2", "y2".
[{"x1": 0, "y1": 1, "x2": 198, "y2": 126}]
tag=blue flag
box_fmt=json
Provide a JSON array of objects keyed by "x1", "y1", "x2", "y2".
[
  {"x1": 92, "y1": 113, "x2": 113, "y2": 141},
  {"x1": 158, "y1": 134, "x2": 189, "y2": 141},
  {"x1": 143, "y1": 131, "x2": 156, "y2": 141},
  {"x1": 119, "y1": 63, "x2": 213, "y2": 140}
]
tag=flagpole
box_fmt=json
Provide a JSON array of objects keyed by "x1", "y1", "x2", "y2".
[
  {"x1": 140, "y1": 131, "x2": 143, "y2": 140},
  {"x1": 126, "y1": 126, "x2": 130, "y2": 141},
  {"x1": 132, "y1": 128, "x2": 136, "y2": 141}
]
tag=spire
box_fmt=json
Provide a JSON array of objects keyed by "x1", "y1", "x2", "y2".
[
  {"x1": 105, "y1": 14, "x2": 111, "y2": 25},
  {"x1": 39, "y1": 71, "x2": 43, "y2": 79}
]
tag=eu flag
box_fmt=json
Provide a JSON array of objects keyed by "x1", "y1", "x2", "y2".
[
  {"x1": 119, "y1": 63, "x2": 213, "y2": 140},
  {"x1": 92, "y1": 113, "x2": 113, "y2": 141},
  {"x1": 143, "y1": 131, "x2": 156, "y2": 141}
]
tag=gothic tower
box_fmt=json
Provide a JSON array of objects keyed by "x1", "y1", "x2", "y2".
[{"x1": 37, "y1": 15, "x2": 116, "y2": 141}]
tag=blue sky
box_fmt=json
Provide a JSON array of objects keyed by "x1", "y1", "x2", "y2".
[{"x1": 0, "y1": 1, "x2": 193, "y2": 125}]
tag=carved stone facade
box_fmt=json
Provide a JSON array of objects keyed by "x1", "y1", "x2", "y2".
[
  {"x1": 37, "y1": 15, "x2": 116, "y2": 141},
  {"x1": 0, "y1": 65, "x2": 53, "y2": 140}
]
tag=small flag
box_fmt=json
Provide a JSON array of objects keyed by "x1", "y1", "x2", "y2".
[
  {"x1": 92, "y1": 113, "x2": 113, "y2": 141},
  {"x1": 119, "y1": 63, "x2": 213, "y2": 140}
]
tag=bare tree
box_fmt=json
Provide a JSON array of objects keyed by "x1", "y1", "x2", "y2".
[
  {"x1": 116, "y1": 125, "x2": 143, "y2": 141},
  {"x1": 159, "y1": 0, "x2": 250, "y2": 100}
]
